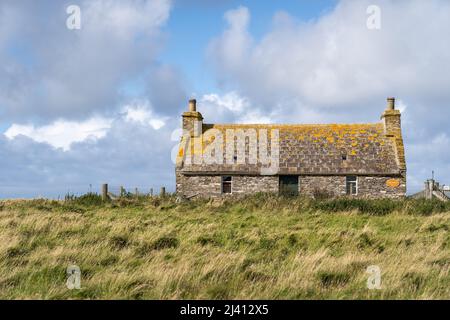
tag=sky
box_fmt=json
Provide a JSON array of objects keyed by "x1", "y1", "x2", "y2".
[{"x1": 1, "y1": 0, "x2": 449, "y2": 198}]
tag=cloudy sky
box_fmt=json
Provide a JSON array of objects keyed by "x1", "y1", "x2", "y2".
[{"x1": 1, "y1": 0, "x2": 449, "y2": 198}]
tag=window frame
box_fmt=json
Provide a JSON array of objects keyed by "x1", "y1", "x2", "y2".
[
  {"x1": 221, "y1": 176, "x2": 232, "y2": 194},
  {"x1": 346, "y1": 176, "x2": 358, "y2": 196}
]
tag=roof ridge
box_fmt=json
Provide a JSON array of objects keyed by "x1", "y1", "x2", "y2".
[{"x1": 206, "y1": 123, "x2": 383, "y2": 127}]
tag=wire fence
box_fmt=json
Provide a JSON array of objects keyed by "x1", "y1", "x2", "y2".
[
  {"x1": 103, "y1": 184, "x2": 167, "y2": 200},
  {"x1": 107, "y1": 185, "x2": 157, "y2": 198},
  {"x1": 0, "y1": 184, "x2": 171, "y2": 200}
]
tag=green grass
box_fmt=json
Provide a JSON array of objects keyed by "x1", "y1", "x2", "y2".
[{"x1": 0, "y1": 194, "x2": 449, "y2": 299}]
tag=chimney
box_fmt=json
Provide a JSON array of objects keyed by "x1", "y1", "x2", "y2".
[
  {"x1": 182, "y1": 98, "x2": 203, "y2": 137},
  {"x1": 381, "y1": 97, "x2": 401, "y2": 137},
  {"x1": 381, "y1": 96, "x2": 406, "y2": 174},
  {"x1": 387, "y1": 97, "x2": 395, "y2": 110},
  {"x1": 188, "y1": 99, "x2": 197, "y2": 112}
]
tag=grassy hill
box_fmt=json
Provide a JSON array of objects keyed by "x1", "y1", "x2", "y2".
[{"x1": 0, "y1": 194, "x2": 449, "y2": 299}]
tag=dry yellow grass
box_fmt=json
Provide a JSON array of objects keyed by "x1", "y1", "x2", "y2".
[{"x1": 0, "y1": 195, "x2": 449, "y2": 299}]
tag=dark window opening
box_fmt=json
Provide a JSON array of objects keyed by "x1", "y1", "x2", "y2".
[
  {"x1": 222, "y1": 176, "x2": 232, "y2": 194},
  {"x1": 279, "y1": 176, "x2": 299, "y2": 196},
  {"x1": 346, "y1": 176, "x2": 357, "y2": 195},
  {"x1": 342, "y1": 154, "x2": 347, "y2": 161}
]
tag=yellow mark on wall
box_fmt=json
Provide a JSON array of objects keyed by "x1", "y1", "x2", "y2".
[{"x1": 386, "y1": 179, "x2": 400, "y2": 188}]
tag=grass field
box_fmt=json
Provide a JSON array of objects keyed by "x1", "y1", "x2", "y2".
[{"x1": 0, "y1": 194, "x2": 449, "y2": 299}]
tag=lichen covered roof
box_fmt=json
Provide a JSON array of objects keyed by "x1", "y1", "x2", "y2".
[{"x1": 178, "y1": 122, "x2": 404, "y2": 176}]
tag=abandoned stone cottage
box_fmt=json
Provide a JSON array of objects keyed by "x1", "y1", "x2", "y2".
[{"x1": 175, "y1": 98, "x2": 406, "y2": 198}]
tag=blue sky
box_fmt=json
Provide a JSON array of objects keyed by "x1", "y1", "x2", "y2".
[
  {"x1": 1, "y1": 0, "x2": 450, "y2": 198},
  {"x1": 162, "y1": 0, "x2": 338, "y2": 94}
]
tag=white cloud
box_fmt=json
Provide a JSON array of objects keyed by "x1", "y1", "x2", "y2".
[
  {"x1": 208, "y1": 1, "x2": 450, "y2": 110},
  {"x1": 4, "y1": 117, "x2": 113, "y2": 151},
  {"x1": 4, "y1": 99, "x2": 168, "y2": 151},
  {"x1": 0, "y1": 0, "x2": 174, "y2": 121},
  {"x1": 209, "y1": 6, "x2": 252, "y2": 73},
  {"x1": 122, "y1": 100, "x2": 166, "y2": 129},
  {"x1": 202, "y1": 92, "x2": 249, "y2": 113},
  {"x1": 83, "y1": 0, "x2": 171, "y2": 38},
  {"x1": 199, "y1": 91, "x2": 272, "y2": 124}
]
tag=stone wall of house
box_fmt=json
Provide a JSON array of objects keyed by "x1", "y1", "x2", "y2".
[
  {"x1": 299, "y1": 175, "x2": 406, "y2": 199},
  {"x1": 357, "y1": 176, "x2": 406, "y2": 199},
  {"x1": 232, "y1": 176, "x2": 279, "y2": 195},
  {"x1": 176, "y1": 173, "x2": 406, "y2": 199},
  {"x1": 176, "y1": 173, "x2": 222, "y2": 197},
  {"x1": 176, "y1": 173, "x2": 278, "y2": 197},
  {"x1": 299, "y1": 176, "x2": 345, "y2": 197}
]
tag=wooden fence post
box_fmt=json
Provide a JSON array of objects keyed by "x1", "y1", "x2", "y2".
[
  {"x1": 160, "y1": 187, "x2": 166, "y2": 198},
  {"x1": 135, "y1": 187, "x2": 139, "y2": 198},
  {"x1": 150, "y1": 188, "x2": 153, "y2": 197},
  {"x1": 120, "y1": 186, "x2": 125, "y2": 197},
  {"x1": 102, "y1": 184, "x2": 108, "y2": 201}
]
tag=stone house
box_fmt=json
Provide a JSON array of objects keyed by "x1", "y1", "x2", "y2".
[{"x1": 175, "y1": 98, "x2": 406, "y2": 198}]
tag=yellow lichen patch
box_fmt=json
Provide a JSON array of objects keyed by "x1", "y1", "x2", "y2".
[
  {"x1": 312, "y1": 133, "x2": 322, "y2": 139},
  {"x1": 386, "y1": 179, "x2": 400, "y2": 188},
  {"x1": 178, "y1": 148, "x2": 184, "y2": 157},
  {"x1": 350, "y1": 150, "x2": 357, "y2": 156}
]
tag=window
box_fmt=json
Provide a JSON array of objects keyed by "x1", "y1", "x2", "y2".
[
  {"x1": 342, "y1": 154, "x2": 347, "y2": 161},
  {"x1": 279, "y1": 176, "x2": 299, "y2": 196},
  {"x1": 222, "y1": 176, "x2": 232, "y2": 194},
  {"x1": 346, "y1": 176, "x2": 357, "y2": 195}
]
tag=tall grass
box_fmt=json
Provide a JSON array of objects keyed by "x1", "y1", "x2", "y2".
[{"x1": 0, "y1": 194, "x2": 448, "y2": 299}]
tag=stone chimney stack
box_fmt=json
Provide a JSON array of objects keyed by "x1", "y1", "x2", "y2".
[
  {"x1": 387, "y1": 97, "x2": 395, "y2": 110},
  {"x1": 182, "y1": 98, "x2": 203, "y2": 137},
  {"x1": 188, "y1": 99, "x2": 197, "y2": 112},
  {"x1": 381, "y1": 97, "x2": 401, "y2": 137},
  {"x1": 381, "y1": 96, "x2": 406, "y2": 174}
]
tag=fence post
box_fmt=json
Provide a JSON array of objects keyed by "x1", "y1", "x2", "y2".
[
  {"x1": 150, "y1": 188, "x2": 153, "y2": 197},
  {"x1": 135, "y1": 187, "x2": 139, "y2": 198},
  {"x1": 102, "y1": 184, "x2": 108, "y2": 201},
  {"x1": 120, "y1": 186, "x2": 125, "y2": 197},
  {"x1": 160, "y1": 187, "x2": 166, "y2": 198}
]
